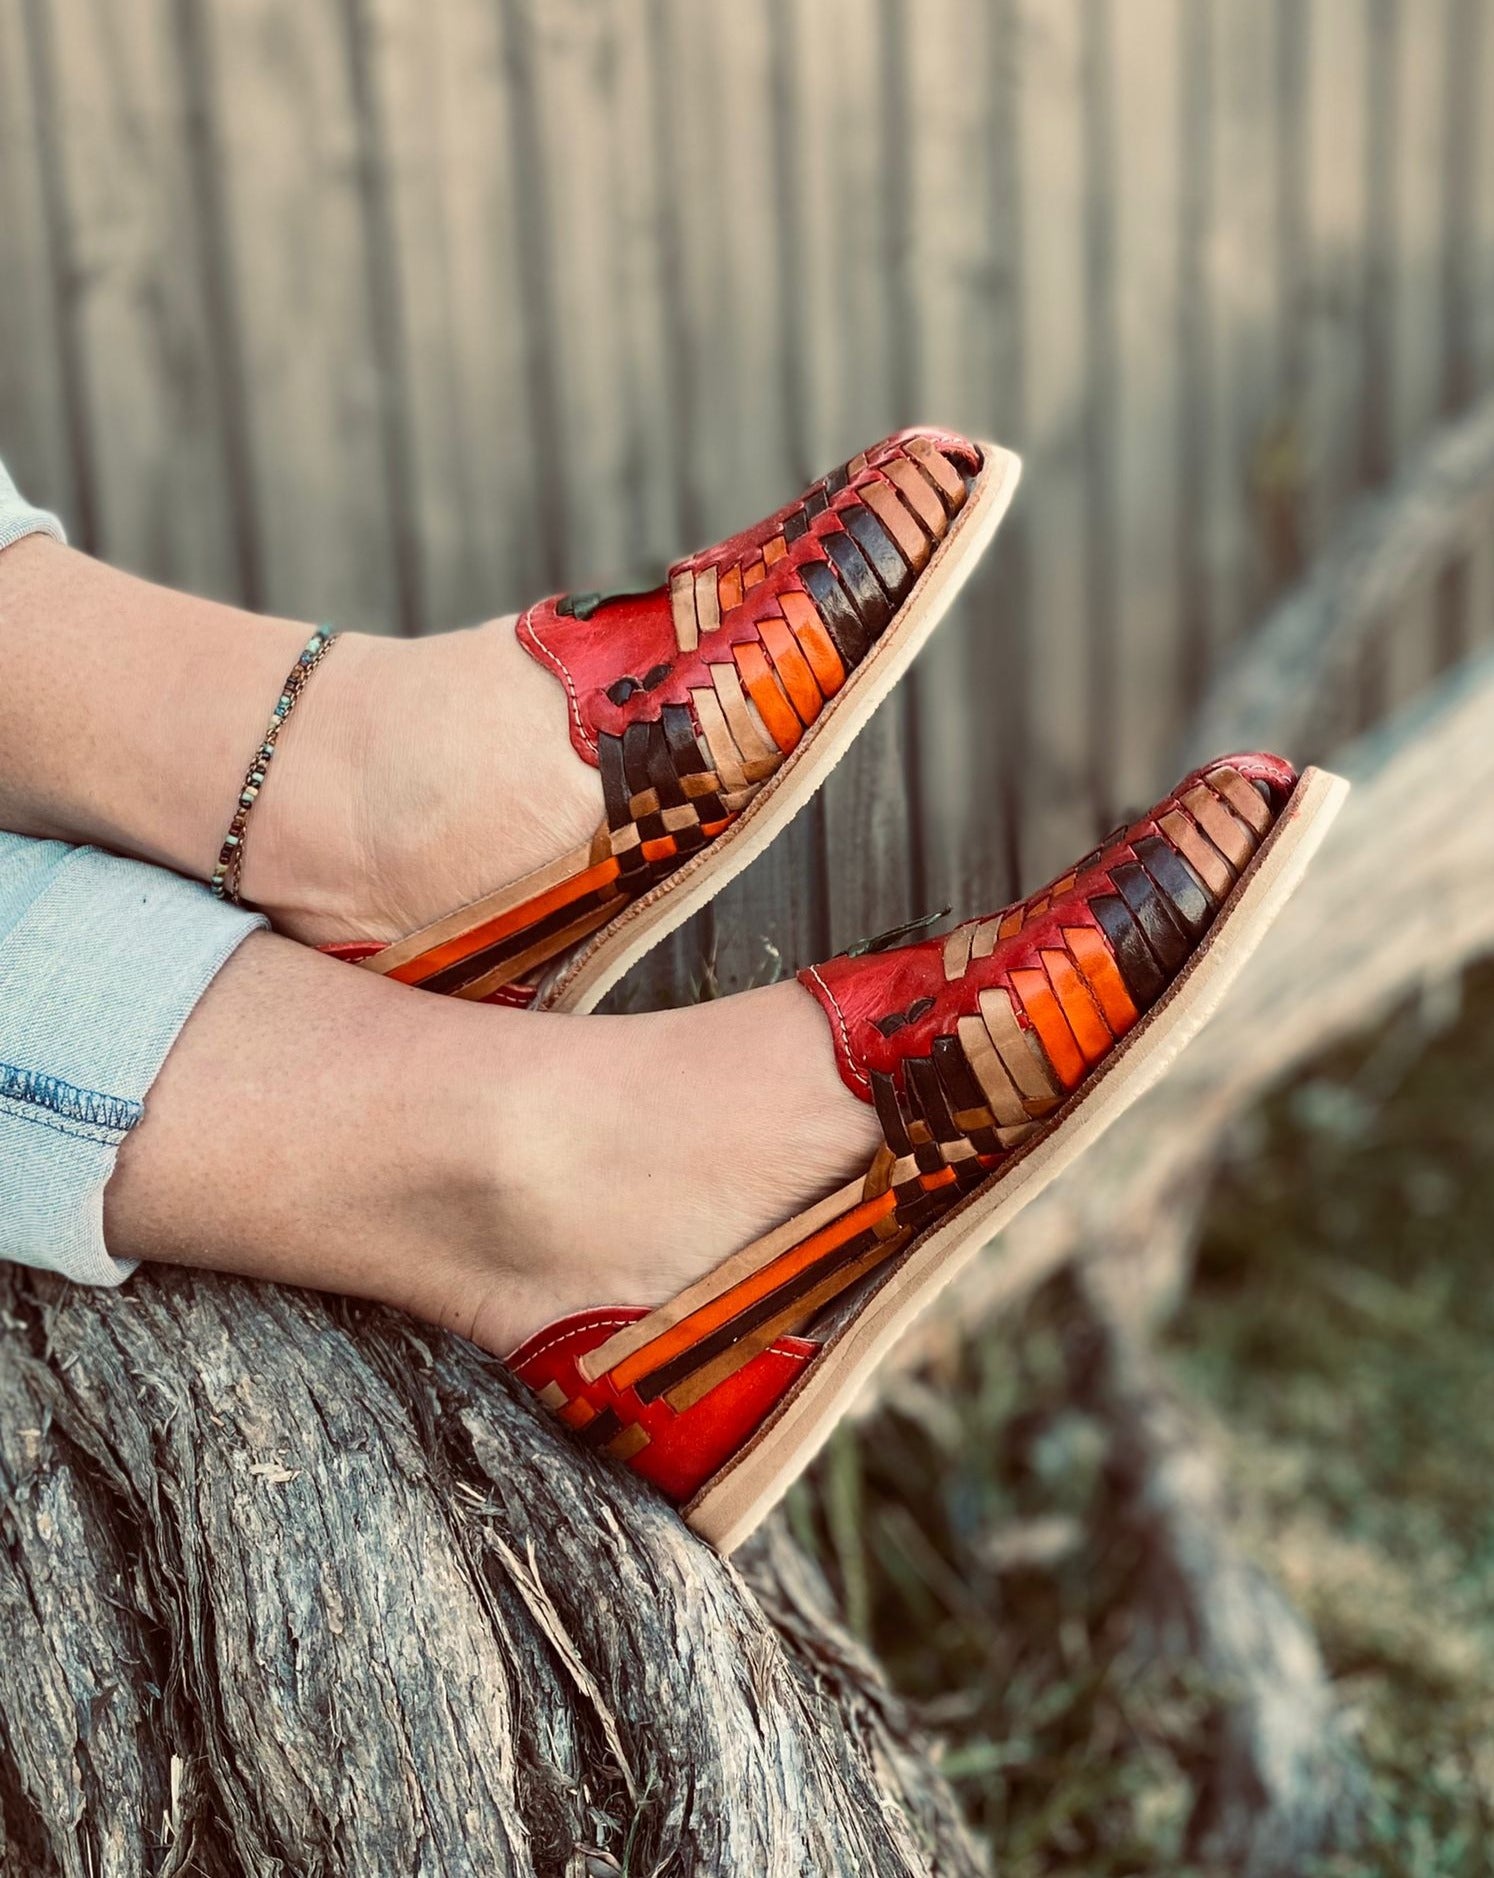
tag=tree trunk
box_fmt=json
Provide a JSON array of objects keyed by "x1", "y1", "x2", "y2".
[{"x1": 0, "y1": 1269, "x2": 985, "y2": 1877}]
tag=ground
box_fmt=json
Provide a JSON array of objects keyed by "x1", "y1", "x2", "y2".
[{"x1": 790, "y1": 961, "x2": 1494, "y2": 1877}]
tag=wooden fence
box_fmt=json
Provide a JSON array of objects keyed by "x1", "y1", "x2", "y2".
[{"x1": 2, "y1": 0, "x2": 1492, "y2": 1002}]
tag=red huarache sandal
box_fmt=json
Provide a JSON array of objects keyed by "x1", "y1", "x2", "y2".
[
  {"x1": 506, "y1": 754, "x2": 1348, "y2": 1551},
  {"x1": 324, "y1": 427, "x2": 1019, "y2": 1013}
]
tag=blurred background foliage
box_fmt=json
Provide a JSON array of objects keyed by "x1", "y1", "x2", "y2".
[{"x1": 792, "y1": 961, "x2": 1494, "y2": 1875}]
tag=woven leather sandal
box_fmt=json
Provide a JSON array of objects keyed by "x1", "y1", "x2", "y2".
[
  {"x1": 507, "y1": 754, "x2": 1348, "y2": 1551},
  {"x1": 323, "y1": 427, "x2": 1020, "y2": 1013}
]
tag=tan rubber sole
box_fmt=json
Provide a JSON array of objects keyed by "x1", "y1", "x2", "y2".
[
  {"x1": 684, "y1": 764, "x2": 1350, "y2": 1553},
  {"x1": 538, "y1": 440, "x2": 1024, "y2": 1013}
]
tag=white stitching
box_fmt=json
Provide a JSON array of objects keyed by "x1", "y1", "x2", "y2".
[
  {"x1": 804, "y1": 963, "x2": 872, "y2": 1095},
  {"x1": 521, "y1": 605, "x2": 598, "y2": 757},
  {"x1": 508, "y1": 1313, "x2": 640, "y2": 1368}
]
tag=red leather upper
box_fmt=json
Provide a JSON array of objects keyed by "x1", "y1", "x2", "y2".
[
  {"x1": 506, "y1": 1306, "x2": 816, "y2": 1505},
  {"x1": 800, "y1": 752, "x2": 1296, "y2": 1102},
  {"x1": 517, "y1": 427, "x2": 982, "y2": 766}
]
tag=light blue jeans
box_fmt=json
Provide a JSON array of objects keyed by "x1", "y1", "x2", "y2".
[{"x1": 0, "y1": 459, "x2": 265, "y2": 1285}]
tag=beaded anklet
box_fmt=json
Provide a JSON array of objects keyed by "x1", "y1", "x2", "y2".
[{"x1": 211, "y1": 627, "x2": 339, "y2": 903}]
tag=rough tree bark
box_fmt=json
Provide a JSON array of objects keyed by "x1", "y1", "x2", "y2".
[
  {"x1": 0, "y1": 1274, "x2": 984, "y2": 1877},
  {"x1": 3, "y1": 401, "x2": 1493, "y2": 1877}
]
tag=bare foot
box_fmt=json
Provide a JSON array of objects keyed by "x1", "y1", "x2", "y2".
[
  {"x1": 107, "y1": 941, "x2": 880, "y2": 1358},
  {"x1": 445, "y1": 978, "x2": 883, "y2": 1354}
]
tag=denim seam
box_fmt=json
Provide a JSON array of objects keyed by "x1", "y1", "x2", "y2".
[
  {"x1": 0, "y1": 1102, "x2": 123, "y2": 1148},
  {"x1": 0, "y1": 1062, "x2": 141, "y2": 1135}
]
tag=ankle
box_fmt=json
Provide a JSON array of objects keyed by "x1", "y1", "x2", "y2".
[
  {"x1": 241, "y1": 621, "x2": 606, "y2": 948},
  {"x1": 445, "y1": 985, "x2": 883, "y2": 1356},
  {"x1": 235, "y1": 632, "x2": 398, "y2": 941}
]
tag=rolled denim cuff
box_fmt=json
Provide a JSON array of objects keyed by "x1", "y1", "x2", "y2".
[
  {"x1": 0, "y1": 838, "x2": 266, "y2": 1285},
  {"x1": 0, "y1": 460, "x2": 67, "y2": 553}
]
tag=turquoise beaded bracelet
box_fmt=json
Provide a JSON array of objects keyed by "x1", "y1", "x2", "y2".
[{"x1": 211, "y1": 626, "x2": 339, "y2": 903}]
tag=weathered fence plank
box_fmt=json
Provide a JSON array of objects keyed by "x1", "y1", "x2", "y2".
[
  {"x1": 0, "y1": 0, "x2": 78, "y2": 534},
  {"x1": 797, "y1": 0, "x2": 919, "y2": 956},
  {"x1": 202, "y1": 0, "x2": 401, "y2": 633},
  {"x1": 1303, "y1": 0, "x2": 1371, "y2": 555},
  {"x1": 366, "y1": 0, "x2": 542, "y2": 630},
  {"x1": 1479, "y1": 0, "x2": 1494, "y2": 395},
  {"x1": 38, "y1": 0, "x2": 244, "y2": 600},
  {"x1": 606, "y1": 0, "x2": 691, "y2": 581},
  {"x1": 1013, "y1": 0, "x2": 1095, "y2": 881},
  {"x1": 1434, "y1": 0, "x2": 1486, "y2": 667},
  {"x1": 1381, "y1": 0, "x2": 1450, "y2": 705},
  {"x1": 1109, "y1": 0, "x2": 1184, "y2": 817},
  {"x1": 1175, "y1": 0, "x2": 1213, "y2": 716},
  {"x1": 1203, "y1": 0, "x2": 1283, "y2": 658},
  {"x1": 650, "y1": 0, "x2": 824, "y2": 999},
  {"x1": 516, "y1": 0, "x2": 646, "y2": 591},
  {"x1": 1303, "y1": 0, "x2": 1381, "y2": 750},
  {"x1": 902, "y1": 0, "x2": 1019, "y2": 919}
]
